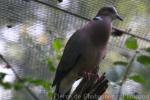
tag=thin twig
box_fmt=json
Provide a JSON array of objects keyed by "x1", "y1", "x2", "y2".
[
  {"x1": 0, "y1": 54, "x2": 40, "y2": 100},
  {"x1": 116, "y1": 51, "x2": 138, "y2": 100}
]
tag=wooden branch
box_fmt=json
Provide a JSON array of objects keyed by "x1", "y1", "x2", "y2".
[{"x1": 68, "y1": 73, "x2": 109, "y2": 100}]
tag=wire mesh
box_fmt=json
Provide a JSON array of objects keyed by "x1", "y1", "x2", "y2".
[{"x1": 0, "y1": 0, "x2": 150, "y2": 100}]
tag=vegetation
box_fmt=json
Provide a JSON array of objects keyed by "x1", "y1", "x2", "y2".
[{"x1": 0, "y1": 36, "x2": 150, "y2": 100}]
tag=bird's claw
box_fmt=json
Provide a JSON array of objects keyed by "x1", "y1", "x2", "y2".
[
  {"x1": 83, "y1": 72, "x2": 91, "y2": 80},
  {"x1": 96, "y1": 75, "x2": 101, "y2": 82},
  {"x1": 83, "y1": 72, "x2": 99, "y2": 80},
  {"x1": 96, "y1": 73, "x2": 106, "y2": 82}
]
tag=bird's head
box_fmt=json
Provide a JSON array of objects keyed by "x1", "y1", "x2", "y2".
[{"x1": 96, "y1": 6, "x2": 123, "y2": 21}]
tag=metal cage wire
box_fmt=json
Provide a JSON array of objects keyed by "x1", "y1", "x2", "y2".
[{"x1": 0, "y1": 0, "x2": 150, "y2": 100}]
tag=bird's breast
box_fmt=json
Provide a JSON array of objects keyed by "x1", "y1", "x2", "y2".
[{"x1": 75, "y1": 45, "x2": 106, "y2": 74}]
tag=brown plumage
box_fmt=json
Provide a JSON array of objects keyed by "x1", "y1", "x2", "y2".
[{"x1": 52, "y1": 6, "x2": 123, "y2": 99}]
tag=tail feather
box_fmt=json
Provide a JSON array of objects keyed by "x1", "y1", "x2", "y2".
[{"x1": 54, "y1": 84, "x2": 71, "y2": 100}]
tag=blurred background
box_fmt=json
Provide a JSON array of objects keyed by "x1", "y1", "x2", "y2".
[{"x1": 0, "y1": 0, "x2": 150, "y2": 100}]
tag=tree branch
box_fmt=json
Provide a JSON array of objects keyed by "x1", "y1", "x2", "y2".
[
  {"x1": 0, "y1": 54, "x2": 40, "y2": 100},
  {"x1": 68, "y1": 73, "x2": 109, "y2": 100},
  {"x1": 116, "y1": 51, "x2": 138, "y2": 100}
]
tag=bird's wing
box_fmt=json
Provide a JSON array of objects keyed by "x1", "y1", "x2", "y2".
[{"x1": 52, "y1": 32, "x2": 82, "y2": 86}]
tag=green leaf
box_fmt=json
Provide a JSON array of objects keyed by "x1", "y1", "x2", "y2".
[
  {"x1": 137, "y1": 55, "x2": 150, "y2": 66},
  {"x1": 56, "y1": 54, "x2": 62, "y2": 60},
  {"x1": 52, "y1": 38, "x2": 63, "y2": 51},
  {"x1": 129, "y1": 75, "x2": 146, "y2": 84},
  {"x1": 123, "y1": 95, "x2": 137, "y2": 100},
  {"x1": 145, "y1": 47, "x2": 150, "y2": 53},
  {"x1": 14, "y1": 82, "x2": 23, "y2": 90},
  {"x1": 0, "y1": 72, "x2": 6, "y2": 81},
  {"x1": 125, "y1": 37, "x2": 138, "y2": 50},
  {"x1": 25, "y1": 78, "x2": 51, "y2": 89},
  {"x1": 47, "y1": 58, "x2": 56, "y2": 72},
  {"x1": 27, "y1": 79, "x2": 45, "y2": 86},
  {"x1": 113, "y1": 61, "x2": 128, "y2": 66},
  {"x1": 43, "y1": 82, "x2": 50, "y2": 90},
  {"x1": 48, "y1": 91, "x2": 53, "y2": 98},
  {"x1": 1, "y1": 82, "x2": 12, "y2": 89}
]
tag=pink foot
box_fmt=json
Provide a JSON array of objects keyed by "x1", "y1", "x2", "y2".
[
  {"x1": 96, "y1": 73, "x2": 106, "y2": 82},
  {"x1": 83, "y1": 72, "x2": 99, "y2": 80},
  {"x1": 96, "y1": 75, "x2": 101, "y2": 82},
  {"x1": 83, "y1": 72, "x2": 90, "y2": 80}
]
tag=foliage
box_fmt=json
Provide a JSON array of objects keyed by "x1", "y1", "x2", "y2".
[
  {"x1": 145, "y1": 47, "x2": 150, "y2": 53},
  {"x1": 0, "y1": 72, "x2": 6, "y2": 81},
  {"x1": 47, "y1": 57, "x2": 56, "y2": 72},
  {"x1": 52, "y1": 38, "x2": 63, "y2": 52},
  {"x1": 1, "y1": 35, "x2": 149, "y2": 100},
  {"x1": 137, "y1": 55, "x2": 150, "y2": 66},
  {"x1": 113, "y1": 61, "x2": 128, "y2": 66},
  {"x1": 123, "y1": 95, "x2": 137, "y2": 100},
  {"x1": 0, "y1": 82, "x2": 12, "y2": 89},
  {"x1": 125, "y1": 37, "x2": 138, "y2": 50},
  {"x1": 114, "y1": 36, "x2": 150, "y2": 100},
  {"x1": 0, "y1": 38, "x2": 64, "y2": 99},
  {"x1": 129, "y1": 75, "x2": 146, "y2": 85}
]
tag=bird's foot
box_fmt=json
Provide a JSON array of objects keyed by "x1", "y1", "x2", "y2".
[
  {"x1": 95, "y1": 75, "x2": 101, "y2": 82},
  {"x1": 83, "y1": 72, "x2": 99, "y2": 80},
  {"x1": 96, "y1": 73, "x2": 106, "y2": 82}
]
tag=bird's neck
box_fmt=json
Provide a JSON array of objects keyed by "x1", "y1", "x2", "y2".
[{"x1": 90, "y1": 16, "x2": 112, "y2": 46}]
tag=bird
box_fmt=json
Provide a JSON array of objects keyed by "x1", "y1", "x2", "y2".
[{"x1": 52, "y1": 6, "x2": 123, "y2": 99}]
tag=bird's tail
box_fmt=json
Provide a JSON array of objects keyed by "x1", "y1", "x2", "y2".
[{"x1": 53, "y1": 84, "x2": 70, "y2": 100}]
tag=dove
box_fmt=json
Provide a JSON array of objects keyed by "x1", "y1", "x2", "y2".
[{"x1": 52, "y1": 6, "x2": 123, "y2": 100}]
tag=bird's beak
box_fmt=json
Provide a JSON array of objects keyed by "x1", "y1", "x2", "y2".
[{"x1": 116, "y1": 14, "x2": 123, "y2": 21}]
